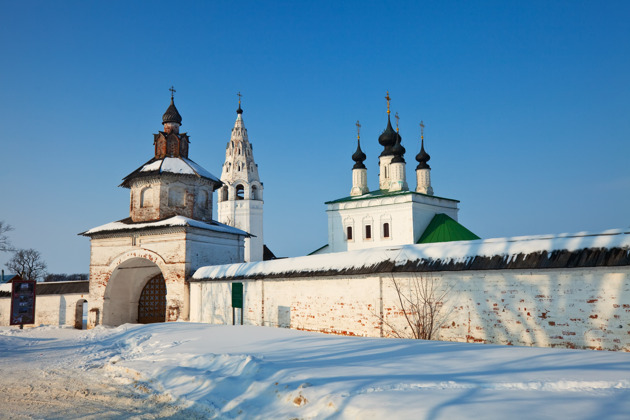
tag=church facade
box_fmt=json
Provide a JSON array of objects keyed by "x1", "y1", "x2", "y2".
[
  {"x1": 81, "y1": 93, "x2": 248, "y2": 327},
  {"x1": 314, "y1": 93, "x2": 477, "y2": 254}
]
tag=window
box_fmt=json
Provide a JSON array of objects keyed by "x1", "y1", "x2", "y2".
[
  {"x1": 365, "y1": 225, "x2": 372, "y2": 239},
  {"x1": 383, "y1": 223, "x2": 390, "y2": 238},
  {"x1": 236, "y1": 184, "x2": 244, "y2": 200},
  {"x1": 347, "y1": 226, "x2": 353, "y2": 240}
]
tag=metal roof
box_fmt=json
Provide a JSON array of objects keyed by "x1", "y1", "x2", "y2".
[{"x1": 417, "y1": 213, "x2": 480, "y2": 244}]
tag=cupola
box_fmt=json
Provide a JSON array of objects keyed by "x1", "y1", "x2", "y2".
[
  {"x1": 350, "y1": 120, "x2": 369, "y2": 196},
  {"x1": 415, "y1": 121, "x2": 434, "y2": 195}
]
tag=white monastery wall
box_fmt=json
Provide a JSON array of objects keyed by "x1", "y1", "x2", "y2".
[
  {"x1": 0, "y1": 291, "x2": 88, "y2": 328},
  {"x1": 191, "y1": 266, "x2": 630, "y2": 351}
]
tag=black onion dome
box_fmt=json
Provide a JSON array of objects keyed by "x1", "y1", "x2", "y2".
[
  {"x1": 237, "y1": 104, "x2": 243, "y2": 114},
  {"x1": 378, "y1": 115, "x2": 397, "y2": 156},
  {"x1": 162, "y1": 97, "x2": 182, "y2": 125},
  {"x1": 416, "y1": 139, "x2": 431, "y2": 169},
  {"x1": 391, "y1": 137, "x2": 406, "y2": 163},
  {"x1": 352, "y1": 139, "x2": 367, "y2": 169}
]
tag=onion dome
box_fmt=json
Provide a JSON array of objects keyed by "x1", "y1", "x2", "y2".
[
  {"x1": 352, "y1": 139, "x2": 367, "y2": 169},
  {"x1": 237, "y1": 104, "x2": 243, "y2": 115},
  {"x1": 162, "y1": 97, "x2": 182, "y2": 125},
  {"x1": 416, "y1": 138, "x2": 431, "y2": 169},
  {"x1": 391, "y1": 137, "x2": 406, "y2": 163},
  {"x1": 378, "y1": 115, "x2": 397, "y2": 156}
]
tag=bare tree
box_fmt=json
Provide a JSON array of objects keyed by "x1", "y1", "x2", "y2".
[
  {"x1": 0, "y1": 221, "x2": 13, "y2": 252},
  {"x1": 383, "y1": 274, "x2": 452, "y2": 340},
  {"x1": 6, "y1": 249, "x2": 47, "y2": 282}
]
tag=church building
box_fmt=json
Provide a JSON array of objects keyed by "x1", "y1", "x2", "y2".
[
  {"x1": 217, "y1": 96, "x2": 264, "y2": 262},
  {"x1": 81, "y1": 91, "x2": 248, "y2": 327},
  {"x1": 313, "y1": 93, "x2": 479, "y2": 254}
]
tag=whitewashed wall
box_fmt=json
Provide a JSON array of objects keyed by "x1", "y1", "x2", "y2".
[
  {"x1": 190, "y1": 266, "x2": 630, "y2": 351},
  {"x1": 0, "y1": 292, "x2": 88, "y2": 327}
]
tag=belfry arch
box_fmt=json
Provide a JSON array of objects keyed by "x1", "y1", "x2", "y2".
[{"x1": 102, "y1": 257, "x2": 166, "y2": 326}]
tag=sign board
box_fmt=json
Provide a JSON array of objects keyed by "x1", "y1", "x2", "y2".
[
  {"x1": 231, "y1": 282, "x2": 243, "y2": 308},
  {"x1": 10, "y1": 279, "x2": 36, "y2": 326}
]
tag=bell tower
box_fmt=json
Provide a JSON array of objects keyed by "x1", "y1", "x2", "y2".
[{"x1": 217, "y1": 94, "x2": 264, "y2": 262}]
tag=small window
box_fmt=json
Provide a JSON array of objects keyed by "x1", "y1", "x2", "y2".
[
  {"x1": 365, "y1": 225, "x2": 372, "y2": 239},
  {"x1": 383, "y1": 223, "x2": 390, "y2": 238},
  {"x1": 347, "y1": 226, "x2": 353, "y2": 240}
]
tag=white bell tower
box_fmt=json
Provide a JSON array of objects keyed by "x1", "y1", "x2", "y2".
[{"x1": 217, "y1": 94, "x2": 264, "y2": 262}]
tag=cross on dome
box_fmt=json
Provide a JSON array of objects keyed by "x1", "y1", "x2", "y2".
[{"x1": 169, "y1": 86, "x2": 176, "y2": 99}]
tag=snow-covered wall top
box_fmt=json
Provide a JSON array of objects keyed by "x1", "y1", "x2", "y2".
[
  {"x1": 193, "y1": 228, "x2": 630, "y2": 281},
  {"x1": 82, "y1": 215, "x2": 248, "y2": 237}
]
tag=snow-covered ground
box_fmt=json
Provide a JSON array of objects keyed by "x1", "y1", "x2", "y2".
[{"x1": 1, "y1": 323, "x2": 629, "y2": 419}]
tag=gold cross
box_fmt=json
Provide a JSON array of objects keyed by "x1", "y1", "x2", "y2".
[
  {"x1": 385, "y1": 91, "x2": 391, "y2": 115},
  {"x1": 356, "y1": 120, "x2": 361, "y2": 139},
  {"x1": 237, "y1": 91, "x2": 242, "y2": 106},
  {"x1": 395, "y1": 112, "x2": 400, "y2": 132},
  {"x1": 169, "y1": 86, "x2": 176, "y2": 98},
  {"x1": 420, "y1": 120, "x2": 425, "y2": 140}
]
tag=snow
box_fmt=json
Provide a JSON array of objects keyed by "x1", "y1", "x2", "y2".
[
  {"x1": 1, "y1": 323, "x2": 629, "y2": 419},
  {"x1": 194, "y1": 227, "x2": 630, "y2": 280},
  {"x1": 82, "y1": 215, "x2": 248, "y2": 236},
  {"x1": 139, "y1": 157, "x2": 220, "y2": 182}
]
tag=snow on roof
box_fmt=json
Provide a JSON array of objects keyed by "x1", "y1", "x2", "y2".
[
  {"x1": 82, "y1": 215, "x2": 248, "y2": 237},
  {"x1": 139, "y1": 157, "x2": 219, "y2": 182},
  {"x1": 193, "y1": 228, "x2": 630, "y2": 280}
]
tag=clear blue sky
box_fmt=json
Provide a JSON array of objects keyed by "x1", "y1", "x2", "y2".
[{"x1": 1, "y1": 1, "x2": 629, "y2": 274}]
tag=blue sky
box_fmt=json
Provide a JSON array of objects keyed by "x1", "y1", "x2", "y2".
[{"x1": 1, "y1": 1, "x2": 629, "y2": 273}]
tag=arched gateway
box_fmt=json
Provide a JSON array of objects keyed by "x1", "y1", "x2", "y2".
[{"x1": 81, "y1": 91, "x2": 248, "y2": 328}]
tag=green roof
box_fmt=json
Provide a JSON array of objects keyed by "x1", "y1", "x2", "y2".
[
  {"x1": 325, "y1": 189, "x2": 459, "y2": 205},
  {"x1": 417, "y1": 213, "x2": 480, "y2": 244}
]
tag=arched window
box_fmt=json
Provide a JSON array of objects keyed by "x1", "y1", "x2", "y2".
[
  {"x1": 365, "y1": 225, "x2": 372, "y2": 239},
  {"x1": 251, "y1": 185, "x2": 259, "y2": 200},
  {"x1": 347, "y1": 226, "x2": 353, "y2": 240},
  {"x1": 219, "y1": 186, "x2": 228, "y2": 202},
  {"x1": 236, "y1": 184, "x2": 244, "y2": 200},
  {"x1": 140, "y1": 187, "x2": 153, "y2": 208},
  {"x1": 383, "y1": 223, "x2": 390, "y2": 238}
]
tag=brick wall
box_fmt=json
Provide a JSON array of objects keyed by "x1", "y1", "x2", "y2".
[{"x1": 190, "y1": 266, "x2": 630, "y2": 351}]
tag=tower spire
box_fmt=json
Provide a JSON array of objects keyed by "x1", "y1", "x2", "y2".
[{"x1": 236, "y1": 91, "x2": 243, "y2": 114}]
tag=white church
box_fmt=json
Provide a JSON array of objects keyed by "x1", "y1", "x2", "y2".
[{"x1": 3, "y1": 89, "x2": 627, "y2": 352}]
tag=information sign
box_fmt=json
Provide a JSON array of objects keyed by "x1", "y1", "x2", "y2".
[{"x1": 10, "y1": 279, "x2": 36, "y2": 326}]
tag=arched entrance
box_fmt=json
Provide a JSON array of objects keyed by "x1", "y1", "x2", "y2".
[
  {"x1": 138, "y1": 274, "x2": 166, "y2": 323},
  {"x1": 102, "y1": 257, "x2": 165, "y2": 326}
]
